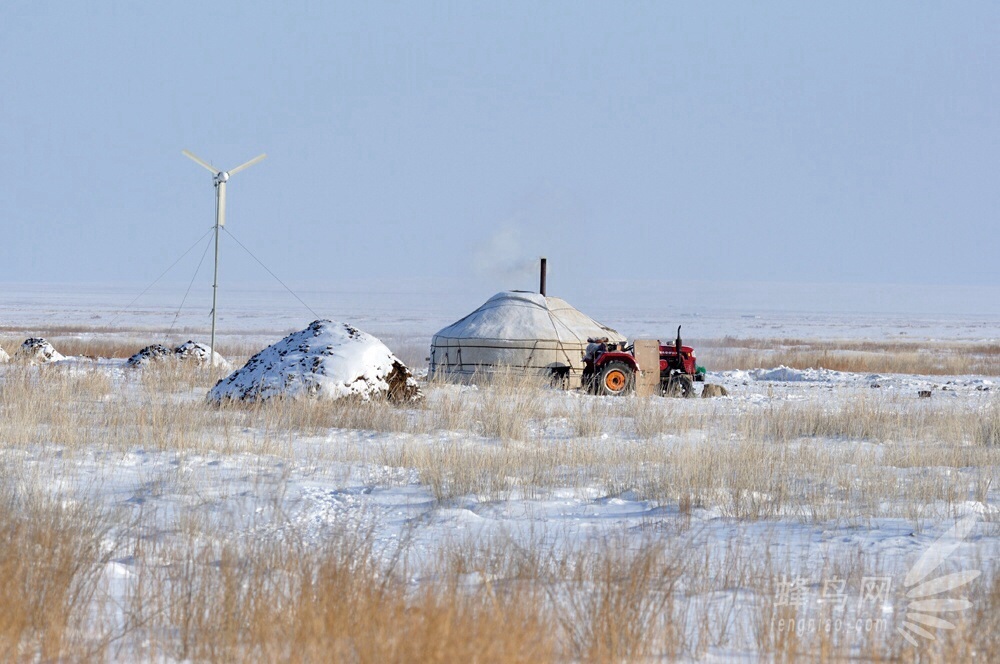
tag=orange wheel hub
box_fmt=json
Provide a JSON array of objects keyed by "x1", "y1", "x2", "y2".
[{"x1": 605, "y1": 370, "x2": 626, "y2": 391}]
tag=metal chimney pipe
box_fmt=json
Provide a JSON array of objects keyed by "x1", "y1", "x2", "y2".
[{"x1": 539, "y1": 257, "x2": 547, "y2": 296}]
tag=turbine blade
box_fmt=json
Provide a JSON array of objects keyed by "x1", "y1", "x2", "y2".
[
  {"x1": 182, "y1": 150, "x2": 219, "y2": 174},
  {"x1": 228, "y1": 153, "x2": 267, "y2": 176}
]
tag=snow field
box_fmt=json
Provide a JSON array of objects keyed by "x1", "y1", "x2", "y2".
[{"x1": 1, "y1": 352, "x2": 998, "y2": 659}]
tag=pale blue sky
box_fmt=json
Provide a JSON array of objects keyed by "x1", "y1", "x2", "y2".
[{"x1": 2, "y1": 2, "x2": 998, "y2": 298}]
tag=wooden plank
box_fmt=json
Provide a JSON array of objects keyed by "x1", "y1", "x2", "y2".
[{"x1": 633, "y1": 339, "x2": 661, "y2": 397}]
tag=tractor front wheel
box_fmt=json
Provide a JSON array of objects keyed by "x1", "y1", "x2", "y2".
[{"x1": 597, "y1": 361, "x2": 635, "y2": 396}]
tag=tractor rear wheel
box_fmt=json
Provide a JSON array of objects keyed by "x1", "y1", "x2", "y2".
[{"x1": 597, "y1": 361, "x2": 635, "y2": 396}]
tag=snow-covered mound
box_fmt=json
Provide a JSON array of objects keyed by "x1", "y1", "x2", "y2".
[
  {"x1": 750, "y1": 365, "x2": 843, "y2": 382},
  {"x1": 208, "y1": 320, "x2": 421, "y2": 404},
  {"x1": 124, "y1": 341, "x2": 230, "y2": 369},
  {"x1": 173, "y1": 341, "x2": 231, "y2": 369},
  {"x1": 14, "y1": 338, "x2": 65, "y2": 364},
  {"x1": 126, "y1": 344, "x2": 174, "y2": 368},
  {"x1": 0, "y1": 346, "x2": 8, "y2": 363}
]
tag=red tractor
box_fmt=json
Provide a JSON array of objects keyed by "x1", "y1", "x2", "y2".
[{"x1": 583, "y1": 326, "x2": 702, "y2": 397}]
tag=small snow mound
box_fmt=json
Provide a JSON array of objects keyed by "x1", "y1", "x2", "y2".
[
  {"x1": 125, "y1": 342, "x2": 230, "y2": 368},
  {"x1": 174, "y1": 341, "x2": 231, "y2": 369},
  {"x1": 14, "y1": 338, "x2": 65, "y2": 364},
  {"x1": 751, "y1": 365, "x2": 842, "y2": 382},
  {"x1": 208, "y1": 320, "x2": 421, "y2": 404},
  {"x1": 125, "y1": 344, "x2": 174, "y2": 368}
]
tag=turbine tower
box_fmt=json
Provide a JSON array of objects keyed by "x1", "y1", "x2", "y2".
[{"x1": 182, "y1": 149, "x2": 266, "y2": 367}]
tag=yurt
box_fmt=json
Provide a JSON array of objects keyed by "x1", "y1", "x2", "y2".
[{"x1": 429, "y1": 291, "x2": 625, "y2": 382}]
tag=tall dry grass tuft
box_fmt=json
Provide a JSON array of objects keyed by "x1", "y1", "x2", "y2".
[
  {"x1": 626, "y1": 396, "x2": 702, "y2": 439},
  {"x1": 137, "y1": 360, "x2": 218, "y2": 393},
  {"x1": 734, "y1": 392, "x2": 989, "y2": 446},
  {"x1": 292, "y1": 535, "x2": 556, "y2": 663},
  {"x1": 0, "y1": 364, "x2": 113, "y2": 448},
  {"x1": 553, "y1": 536, "x2": 685, "y2": 661},
  {"x1": 0, "y1": 483, "x2": 117, "y2": 662},
  {"x1": 397, "y1": 439, "x2": 525, "y2": 502},
  {"x1": 976, "y1": 400, "x2": 1000, "y2": 447},
  {"x1": 416, "y1": 388, "x2": 472, "y2": 433},
  {"x1": 569, "y1": 398, "x2": 605, "y2": 438},
  {"x1": 930, "y1": 569, "x2": 1000, "y2": 662},
  {"x1": 246, "y1": 396, "x2": 412, "y2": 435},
  {"x1": 118, "y1": 520, "x2": 559, "y2": 662},
  {"x1": 473, "y1": 367, "x2": 549, "y2": 441}
]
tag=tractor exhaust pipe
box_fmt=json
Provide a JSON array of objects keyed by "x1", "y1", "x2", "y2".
[{"x1": 539, "y1": 257, "x2": 547, "y2": 297}]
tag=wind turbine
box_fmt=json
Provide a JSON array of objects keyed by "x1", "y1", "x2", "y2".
[{"x1": 182, "y1": 149, "x2": 267, "y2": 367}]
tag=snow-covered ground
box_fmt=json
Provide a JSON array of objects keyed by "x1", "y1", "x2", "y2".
[{"x1": 1, "y1": 282, "x2": 998, "y2": 659}]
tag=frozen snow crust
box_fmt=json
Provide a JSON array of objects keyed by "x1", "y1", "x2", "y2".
[{"x1": 208, "y1": 320, "x2": 421, "y2": 403}]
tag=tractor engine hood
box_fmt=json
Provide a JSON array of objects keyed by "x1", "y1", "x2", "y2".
[{"x1": 660, "y1": 344, "x2": 695, "y2": 356}]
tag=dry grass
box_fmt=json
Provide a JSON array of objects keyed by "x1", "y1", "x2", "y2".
[
  {"x1": 549, "y1": 535, "x2": 686, "y2": 661},
  {"x1": 570, "y1": 399, "x2": 606, "y2": 438},
  {"x1": 5, "y1": 360, "x2": 998, "y2": 522},
  {"x1": 4, "y1": 474, "x2": 990, "y2": 661},
  {"x1": 699, "y1": 336, "x2": 1000, "y2": 375},
  {"x1": 0, "y1": 484, "x2": 118, "y2": 662},
  {"x1": 928, "y1": 567, "x2": 1000, "y2": 662},
  {"x1": 387, "y1": 387, "x2": 999, "y2": 521},
  {"x1": 471, "y1": 367, "x2": 550, "y2": 441},
  {"x1": 0, "y1": 482, "x2": 559, "y2": 661},
  {"x1": 2, "y1": 337, "x2": 999, "y2": 660},
  {"x1": 2, "y1": 361, "x2": 997, "y2": 523},
  {"x1": 114, "y1": 526, "x2": 557, "y2": 662}
]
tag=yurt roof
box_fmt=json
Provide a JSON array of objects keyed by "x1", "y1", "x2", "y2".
[{"x1": 432, "y1": 291, "x2": 624, "y2": 344}]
